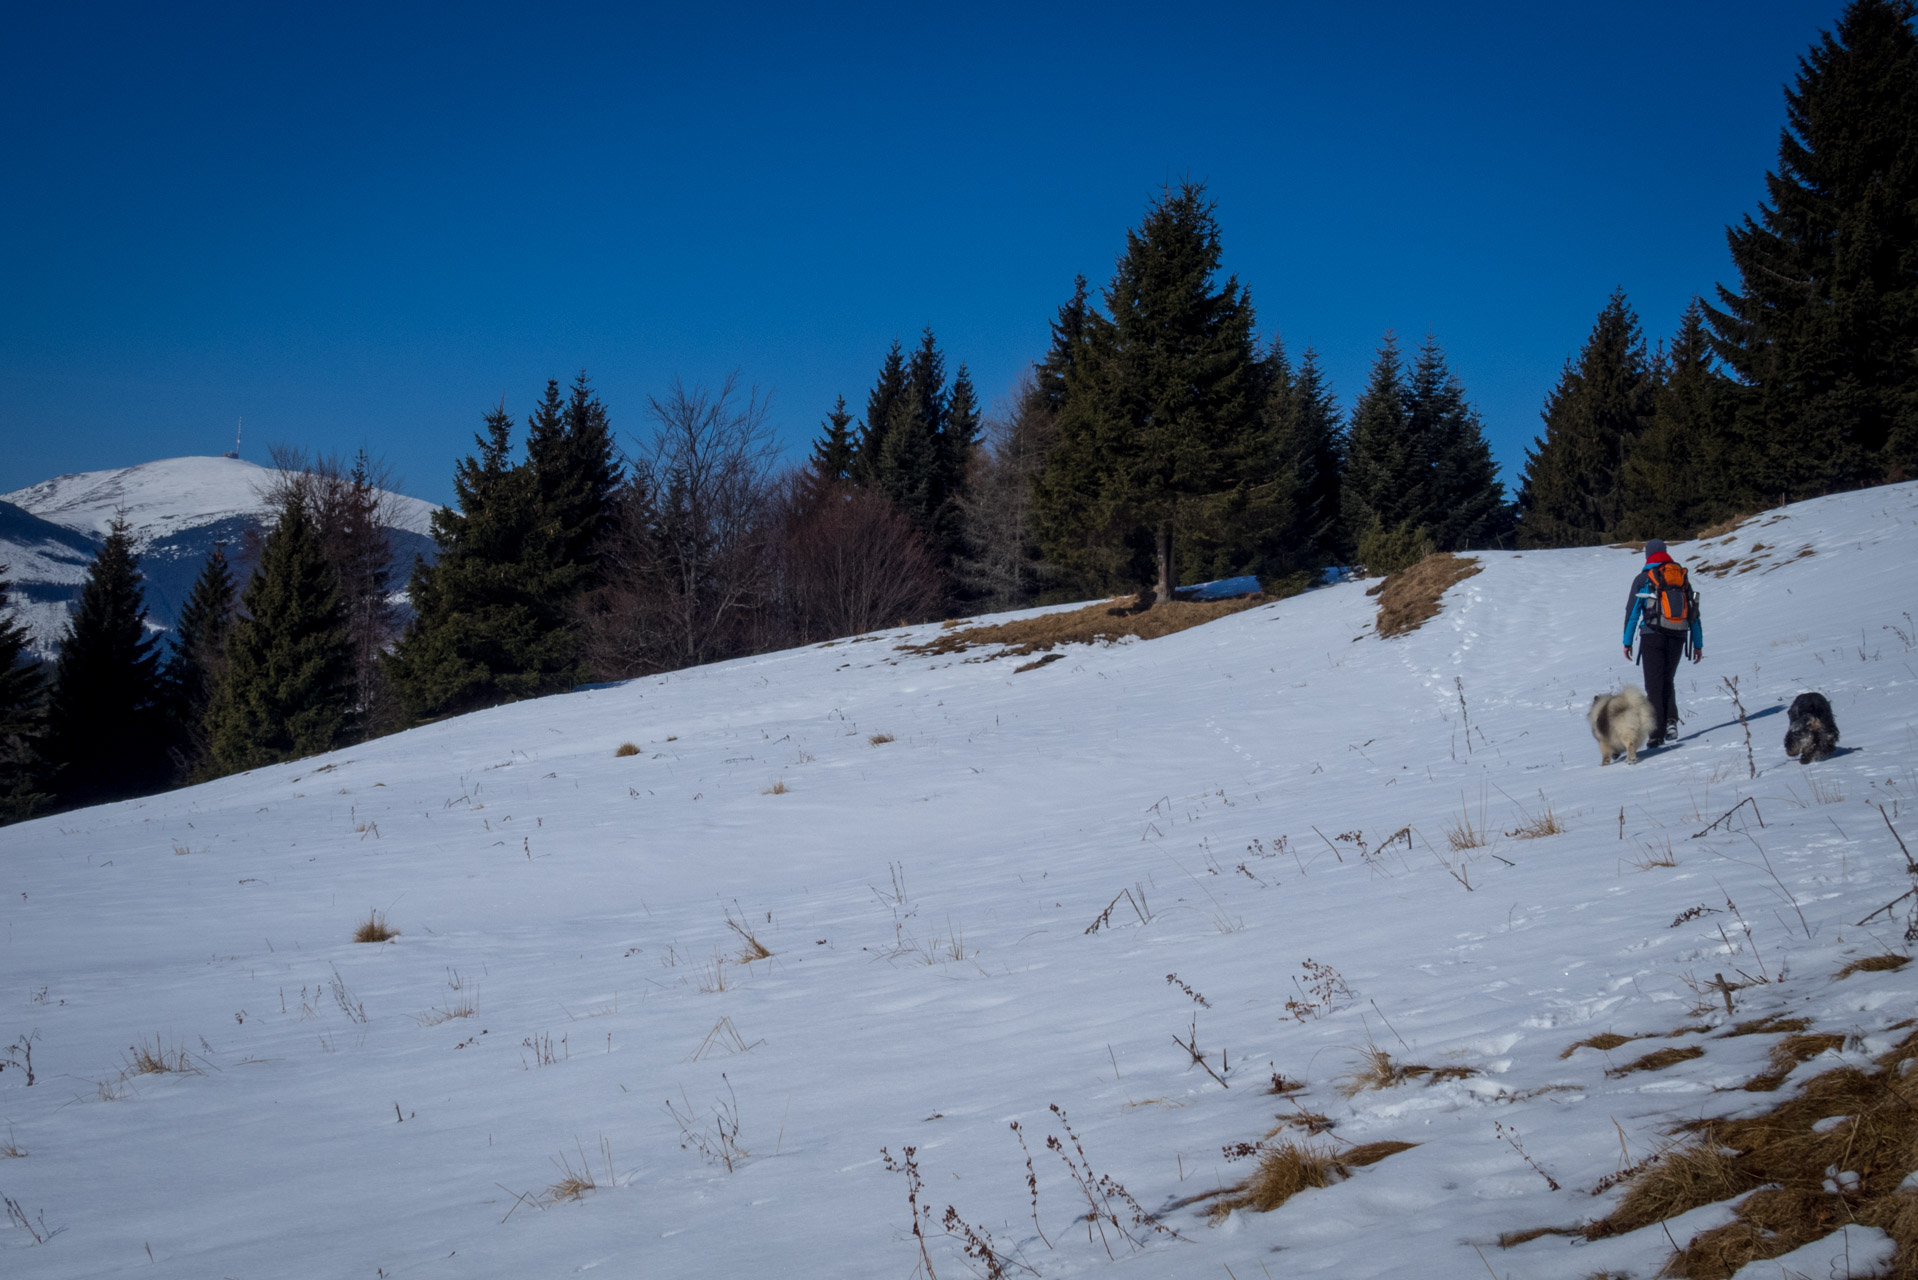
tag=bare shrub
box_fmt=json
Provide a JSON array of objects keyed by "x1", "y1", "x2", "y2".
[
  {"x1": 353, "y1": 910, "x2": 399, "y2": 943},
  {"x1": 575, "y1": 374, "x2": 782, "y2": 678},
  {"x1": 781, "y1": 483, "x2": 944, "y2": 642},
  {"x1": 954, "y1": 373, "x2": 1057, "y2": 611}
]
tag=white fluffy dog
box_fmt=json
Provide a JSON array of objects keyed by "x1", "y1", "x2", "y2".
[{"x1": 1588, "y1": 686, "x2": 1654, "y2": 765}]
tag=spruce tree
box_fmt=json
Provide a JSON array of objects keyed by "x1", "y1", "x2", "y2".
[
  {"x1": 536, "y1": 372, "x2": 621, "y2": 583},
  {"x1": 1516, "y1": 291, "x2": 1656, "y2": 547},
  {"x1": 1035, "y1": 275, "x2": 1091, "y2": 417},
  {"x1": 387, "y1": 403, "x2": 576, "y2": 720},
  {"x1": 1291, "y1": 350, "x2": 1348, "y2": 563},
  {"x1": 1621, "y1": 301, "x2": 1738, "y2": 537},
  {"x1": 1034, "y1": 181, "x2": 1263, "y2": 604},
  {"x1": 1407, "y1": 336, "x2": 1511, "y2": 551},
  {"x1": 203, "y1": 495, "x2": 355, "y2": 776},
  {"x1": 1342, "y1": 335, "x2": 1424, "y2": 543},
  {"x1": 40, "y1": 518, "x2": 170, "y2": 805},
  {"x1": 162, "y1": 544, "x2": 237, "y2": 773},
  {"x1": 852, "y1": 342, "x2": 908, "y2": 487},
  {"x1": 809, "y1": 395, "x2": 856, "y2": 489},
  {"x1": 1704, "y1": 0, "x2": 1918, "y2": 494},
  {"x1": 0, "y1": 567, "x2": 47, "y2": 822}
]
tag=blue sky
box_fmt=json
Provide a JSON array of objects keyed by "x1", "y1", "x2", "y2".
[{"x1": 0, "y1": 1, "x2": 1844, "y2": 506}]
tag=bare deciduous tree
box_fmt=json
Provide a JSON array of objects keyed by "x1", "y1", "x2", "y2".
[
  {"x1": 576, "y1": 375, "x2": 781, "y2": 678},
  {"x1": 780, "y1": 482, "x2": 943, "y2": 643},
  {"x1": 956, "y1": 374, "x2": 1057, "y2": 611}
]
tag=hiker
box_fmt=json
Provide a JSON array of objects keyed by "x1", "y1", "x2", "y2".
[{"x1": 1622, "y1": 538, "x2": 1703, "y2": 748}]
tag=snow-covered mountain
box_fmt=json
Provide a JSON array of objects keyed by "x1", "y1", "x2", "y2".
[
  {"x1": 2, "y1": 482, "x2": 1916, "y2": 1278},
  {"x1": 0, "y1": 456, "x2": 441, "y2": 656}
]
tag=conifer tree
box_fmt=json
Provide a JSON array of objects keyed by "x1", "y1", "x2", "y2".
[
  {"x1": 40, "y1": 518, "x2": 170, "y2": 805},
  {"x1": 1342, "y1": 335, "x2": 1424, "y2": 541},
  {"x1": 532, "y1": 372, "x2": 621, "y2": 585},
  {"x1": 203, "y1": 496, "x2": 355, "y2": 776},
  {"x1": 1034, "y1": 181, "x2": 1263, "y2": 603},
  {"x1": 387, "y1": 403, "x2": 577, "y2": 720},
  {"x1": 809, "y1": 395, "x2": 856, "y2": 489},
  {"x1": 1035, "y1": 275, "x2": 1091, "y2": 417},
  {"x1": 1407, "y1": 336, "x2": 1511, "y2": 551},
  {"x1": 0, "y1": 567, "x2": 47, "y2": 822},
  {"x1": 852, "y1": 342, "x2": 908, "y2": 487},
  {"x1": 1290, "y1": 350, "x2": 1348, "y2": 563},
  {"x1": 1621, "y1": 301, "x2": 1738, "y2": 537},
  {"x1": 1516, "y1": 292, "x2": 1656, "y2": 547},
  {"x1": 1704, "y1": 0, "x2": 1918, "y2": 494},
  {"x1": 162, "y1": 544, "x2": 237, "y2": 773}
]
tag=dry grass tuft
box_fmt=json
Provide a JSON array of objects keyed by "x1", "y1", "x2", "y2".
[
  {"x1": 1695, "y1": 513, "x2": 1757, "y2": 540},
  {"x1": 614, "y1": 742, "x2": 640, "y2": 757},
  {"x1": 1723, "y1": 1014, "x2": 1811, "y2": 1037},
  {"x1": 1337, "y1": 1046, "x2": 1476, "y2": 1096},
  {"x1": 1, "y1": 1127, "x2": 25, "y2": 1158},
  {"x1": 1209, "y1": 1139, "x2": 1416, "y2": 1219},
  {"x1": 1498, "y1": 1224, "x2": 1583, "y2": 1247},
  {"x1": 1581, "y1": 1027, "x2": 1918, "y2": 1277},
  {"x1": 762, "y1": 779, "x2": 790, "y2": 795},
  {"x1": 1560, "y1": 1031, "x2": 1647, "y2": 1059},
  {"x1": 898, "y1": 592, "x2": 1269, "y2": 661},
  {"x1": 1605, "y1": 1045, "x2": 1705, "y2": 1078},
  {"x1": 1266, "y1": 1110, "x2": 1335, "y2": 1136},
  {"x1": 1375, "y1": 553, "x2": 1483, "y2": 639},
  {"x1": 1835, "y1": 953, "x2": 1911, "y2": 980},
  {"x1": 726, "y1": 912, "x2": 773, "y2": 963},
  {"x1": 1506, "y1": 804, "x2": 1565, "y2": 840},
  {"x1": 124, "y1": 1036, "x2": 201, "y2": 1077},
  {"x1": 868, "y1": 733, "x2": 895, "y2": 745},
  {"x1": 354, "y1": 909, "x2": 399, "y2": 943}
]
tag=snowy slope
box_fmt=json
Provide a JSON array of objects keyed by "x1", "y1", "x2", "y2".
[
  {"x1": 0, "y1": 456, "x2": 441, "y2": 655},
  {"x1": 2, "y1": 483, "x2": 1916, "y2": 1278}
]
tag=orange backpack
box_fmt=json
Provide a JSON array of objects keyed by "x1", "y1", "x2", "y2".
[{"x1": 1647, "y1": 563, "x2": 1694, "y2": 632}]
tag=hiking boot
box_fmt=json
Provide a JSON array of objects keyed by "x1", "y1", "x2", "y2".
[
  {"x1": 1665, "y1": 720, "x2": 1680, "y2": 741},
  {"x1": 1647, "y1": 732, "x2": 1666, "y2": 750}
]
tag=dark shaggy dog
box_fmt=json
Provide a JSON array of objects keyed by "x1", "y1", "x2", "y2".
[{"x1": 1783, "y1": 691, "x2": 1840, "y2": 764}]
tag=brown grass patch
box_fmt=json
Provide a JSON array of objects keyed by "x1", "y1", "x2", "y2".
[
  {"x1": 1724, "y1": 1014, "x2": 1811, "y2": 1037},
  {"x1": 1605, "y1": 1045, "x2": 1704, "y2": 1077},
  {"x1": 354, "y1": 909, "x2": 399, "y2": 943},
  {"x1": 1581, "y1": 1028, "x2": 1918, "y2": 1277},
  {"x1": 1498, "y1": 1224, "x2": 1583, "y2": 1247},
  {"x1": 1013, "y1": 652, "x2": 1066, "y2": 673},
  {"x1": 1343, "y1": 1139, "x2": 1420, "y2": 1167},
  {"x1": 1835, "y1": 953, "x2": 1911, "y2": 980},
  {"x1": 1560, "y1": 1031, "x2": 1648, "y2": 1059},
  {"x1": 1740, "y1": 1033, "x2": 1848, "y2": 1093},
  {"x1": 1266, "y1": 1110, "x2": 1335, "y2": 1136},
  {"x1": 1696, "y1": 513, "x2": 1757, "y2": 540},
  {"x1": 1209, "y1": 1139, "x2": 1418, "y2": 1219},
  {"x1": 614, "y1": 742, "x2": 640, "y2": 757},
  {"x1": 868, "y1": 733, "x2": 895, "y2": 745},
  {"x1": 124, "y1": 1036, "x2": 201, "y2": 1076},
  {"x1": 1375, "y1": 553, "x2": 1483, "y2": 639},
  {"x1": 762, "y1": 779, "x2": 790, "y2": 795},
  {"x1": 1338, "y1": 1046, "x2": 1477, "y2": 1096},
  {"x1": 1507, "y1": 805, "x2": 1565, "y2": 840},
  {"x1": 899, "y1": 592, "x2": 1269, "y2": 661}
]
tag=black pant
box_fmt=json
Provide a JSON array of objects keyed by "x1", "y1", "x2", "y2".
[{"x1": 1640, "y1": 629, "x2": 1687, "y2": 737}]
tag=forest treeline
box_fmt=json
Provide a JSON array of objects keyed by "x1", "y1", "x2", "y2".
[{"x1": 0, "y1": 0, "x2": 1912, "y2": 821}]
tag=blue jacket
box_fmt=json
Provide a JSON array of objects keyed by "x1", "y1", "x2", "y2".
[{"x1": 1623, "y1": 559, "x2": 1703, "y2": 651}]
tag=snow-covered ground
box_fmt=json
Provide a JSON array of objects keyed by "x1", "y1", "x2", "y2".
[{"x1": 2, "y1": 482, "x2": 1915, "y2": 1278}]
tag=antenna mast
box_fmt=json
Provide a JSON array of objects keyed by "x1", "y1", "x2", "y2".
[{"x1": 226, "y1": 417, "x2": 242, "y2": 460}]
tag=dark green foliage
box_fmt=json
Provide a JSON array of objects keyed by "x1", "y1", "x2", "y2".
[
  {"x1": 0, "y1": 567, "x2": 47, "y2": 822},
  {"x1": 1357, "y1": 521, "x2": 1435, "y2": 577},
  {"x1": 40, "y1": 519, "x2": 170, "y2": 806},
  {"x1": 1621, "y1": 301, "x2": 1740, "y2": 537},
  {"x1": 202, "y1": 496, "x2": 355, "y2": 776},
  {"x1": 1034, "y1": 181, "x2": 1264, "y2": 602},
  {"x1": 1345, "y1": 334, "x2": 1510, "y2": 555},
  {"x1": 162, "y1": 544, "x2": 237, "y2": 773},
  {"x1": 1036, "y1": 275, "x2": 1092, "y2": 417},
  {"x1": 809, "y1": 395, "x2": 856, "y2": 490},
  {"x1": 1408, "y1": 337, "x2": 1511, "y2": 551},
  {"x1": 1289, "y1": 350, "x2": 1349, "y2": 563},
  {"x1": 1343, "y1": 336, "x2": 1421, "y2": 540},
  {"x1": 387, "y1": 403, "x2": 579, "y2": 721},
  {"x1": 1517, "y1": 292, "x2": 1657, "y2": 547},
  {"x1": 853, "y1": 342, "x2": 908, "y2": 488},
  {"x1": 531, "y1": 372, "x2": 622, "y2": 586},
  {"x1": 1704, "y1": 0, "x2": 1918, "y2": 495}
]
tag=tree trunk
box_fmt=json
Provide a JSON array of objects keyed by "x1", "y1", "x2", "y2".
[{"x1": 1154, "y1": 524, "x2": 1176, "y2": 607}]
